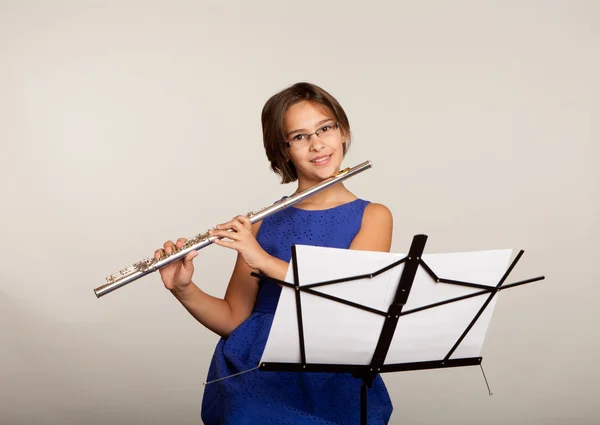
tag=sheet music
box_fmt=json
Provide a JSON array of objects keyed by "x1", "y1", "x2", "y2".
[{"x1": 260, "y1": 245, "x2": 512, "y2": 366}]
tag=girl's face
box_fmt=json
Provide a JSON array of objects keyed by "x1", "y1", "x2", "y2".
[{"x1": 283, "y1": 101, "x2": 345, "y2": 185}]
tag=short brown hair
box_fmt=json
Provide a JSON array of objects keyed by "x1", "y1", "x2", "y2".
[{"x1": 261, "y1": 82, "x2": 351, "y2": 184}]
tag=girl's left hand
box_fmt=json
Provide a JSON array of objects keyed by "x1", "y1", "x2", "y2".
[{"x1": 209, "y1": 215, "x2": 270, "y2": 271}]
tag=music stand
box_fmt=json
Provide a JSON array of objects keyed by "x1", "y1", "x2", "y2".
[{"x1": 251, "y1": 234, "x2": 544, "y2": 425}]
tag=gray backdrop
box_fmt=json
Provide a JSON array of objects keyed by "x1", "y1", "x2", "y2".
[{"x1": 1, "y1": 1, "x2": 598, "y2": 424}]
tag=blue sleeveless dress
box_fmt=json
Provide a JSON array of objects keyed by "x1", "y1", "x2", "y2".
[{"x1": 201, "y1": 199, "x2": 393, "y2": 425}]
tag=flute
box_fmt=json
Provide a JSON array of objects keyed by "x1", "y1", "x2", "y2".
[{"x1": 94, "y1": 160, "x2": 373, "y2": 298}]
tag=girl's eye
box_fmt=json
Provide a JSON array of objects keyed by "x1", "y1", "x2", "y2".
[
  {"x1": 293, "y1": 134, "x2": 306, "y2": 141},
  {"x1": 320, "y1": 125, "x2": 331, "y2": 132}
]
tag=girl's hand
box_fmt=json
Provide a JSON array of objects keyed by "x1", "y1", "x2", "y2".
[
  {"x1": 209, "y1": 215, "x2": 270, "y2": 271},
  {"x1": 154, "y1": 238, "x2": 198, "y2": 292}
]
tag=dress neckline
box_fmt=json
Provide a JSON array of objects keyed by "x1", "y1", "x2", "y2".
[{"x1": 289, "y1": 198, "x2": 362, "y2": 212}]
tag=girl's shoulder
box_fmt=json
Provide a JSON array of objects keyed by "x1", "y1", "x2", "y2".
[
  {"x1": 359, "y1": 201, "x2": 393, "y2": 231},
  {"x1": 363, "y1": 202, "x2": 392, "y2": 219}
]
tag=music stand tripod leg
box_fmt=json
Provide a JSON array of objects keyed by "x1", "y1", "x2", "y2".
[{"x1": 361, "y1": 378, "x2": 368, "y2": 425}]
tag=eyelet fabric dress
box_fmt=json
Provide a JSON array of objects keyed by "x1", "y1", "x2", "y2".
[{"x1": 201, "y1": 199, "x2": 393, "y2": 425}]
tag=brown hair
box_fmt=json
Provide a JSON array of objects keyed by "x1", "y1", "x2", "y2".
[{"x1": 261, "y1": 82, "x2": 351, "y2": 184}]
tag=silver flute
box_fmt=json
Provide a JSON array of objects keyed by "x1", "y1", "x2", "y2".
[{"x1": 94, "y1": 160, "x2": 373, "y2": 298}]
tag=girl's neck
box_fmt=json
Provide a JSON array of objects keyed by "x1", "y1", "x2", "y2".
[{"x1": 291, "y1": 183, "x2": 356, "y2": 210}]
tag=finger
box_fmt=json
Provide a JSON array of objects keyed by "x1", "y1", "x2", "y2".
[
  {"x1": 235, "y1": 215, "x2": 252, "y2": 228},
  {"x1": 176, "y1": 238, "x2": 188, "y2": 248},
  {"x1": 215, "y1": 222, "x2": 236, "y2": 232},
  {"x1": 225, "y1": 218, "x2": 250, "y2": 233},
  {"x1": 212, "y1": 238, "x2": 236, "y2": 249},
  {"x1": 229, "y1": 220, "x2": 245, "y2": 233},
  {"x1": 163, "y1": 240, "x2": 176, "y2": 254},
  {"x1": 154, "y1": 249, "x2": 164, "y2": 260},
  {"x1": 210, "y1": 229, "x2": 241, "y2": 241},
  {"x1": 215, "y1": 221, "x2": 232, "y2": 230},
  {"x1": 183, "y1": 250, "x2": 197, "y2": 265},
  {"x1": 217, "y1": 218, "x2": 247, "y2": 231}
]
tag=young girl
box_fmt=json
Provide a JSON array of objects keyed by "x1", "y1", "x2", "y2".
[{"x1": 155, "y1": 82, "x2": 394, "y2": 424}]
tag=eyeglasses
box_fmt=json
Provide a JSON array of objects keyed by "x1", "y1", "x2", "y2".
[{"x1": 285, "y1": 122, "x2": 340, "y2": 149}]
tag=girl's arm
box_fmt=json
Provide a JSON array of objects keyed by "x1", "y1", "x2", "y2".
[
  {"x1": 171, "y1": 220, "x2": 288, "y2": 338},
  {"x1": 349, "y1": 203, "x2": 394, "y2": 252},
  {"x1": 170, "y1": 202, "x2": 392, "y2": 338}
]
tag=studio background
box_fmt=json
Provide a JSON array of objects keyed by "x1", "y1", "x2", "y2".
[{"x1": 0, "y1": 1, "x2": 598, "y2": 424}]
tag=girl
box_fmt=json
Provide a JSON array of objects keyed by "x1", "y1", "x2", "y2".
[{"x1": 155, "y1": 82, "x2": 393, "y2": 424}]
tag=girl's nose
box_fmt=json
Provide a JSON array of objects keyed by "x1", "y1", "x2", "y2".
[{"x1": 308, "y1": 135, "x2": 325, "y2": 151}]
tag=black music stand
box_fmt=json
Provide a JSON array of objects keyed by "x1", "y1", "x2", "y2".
[{"x1": 251, "y1": 234, "x2": 544, "y2": 425}]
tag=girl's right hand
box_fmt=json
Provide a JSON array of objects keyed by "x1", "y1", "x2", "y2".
[{"x1": 155, "y1": 238, "x2": 198, "y2": 292}]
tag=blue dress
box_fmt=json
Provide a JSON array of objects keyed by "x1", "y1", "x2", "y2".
[{"x1": 201, "y1": 199, "x2": 393, "y2": 425}]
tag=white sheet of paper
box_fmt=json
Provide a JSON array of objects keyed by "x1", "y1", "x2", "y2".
[{"x1": 260, "y1": 245, "x2": 512, "y2": 366}]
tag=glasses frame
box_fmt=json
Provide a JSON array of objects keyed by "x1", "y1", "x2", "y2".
[{"x1": 285, "y1": 121, "x2": 340, "y2": 149}]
